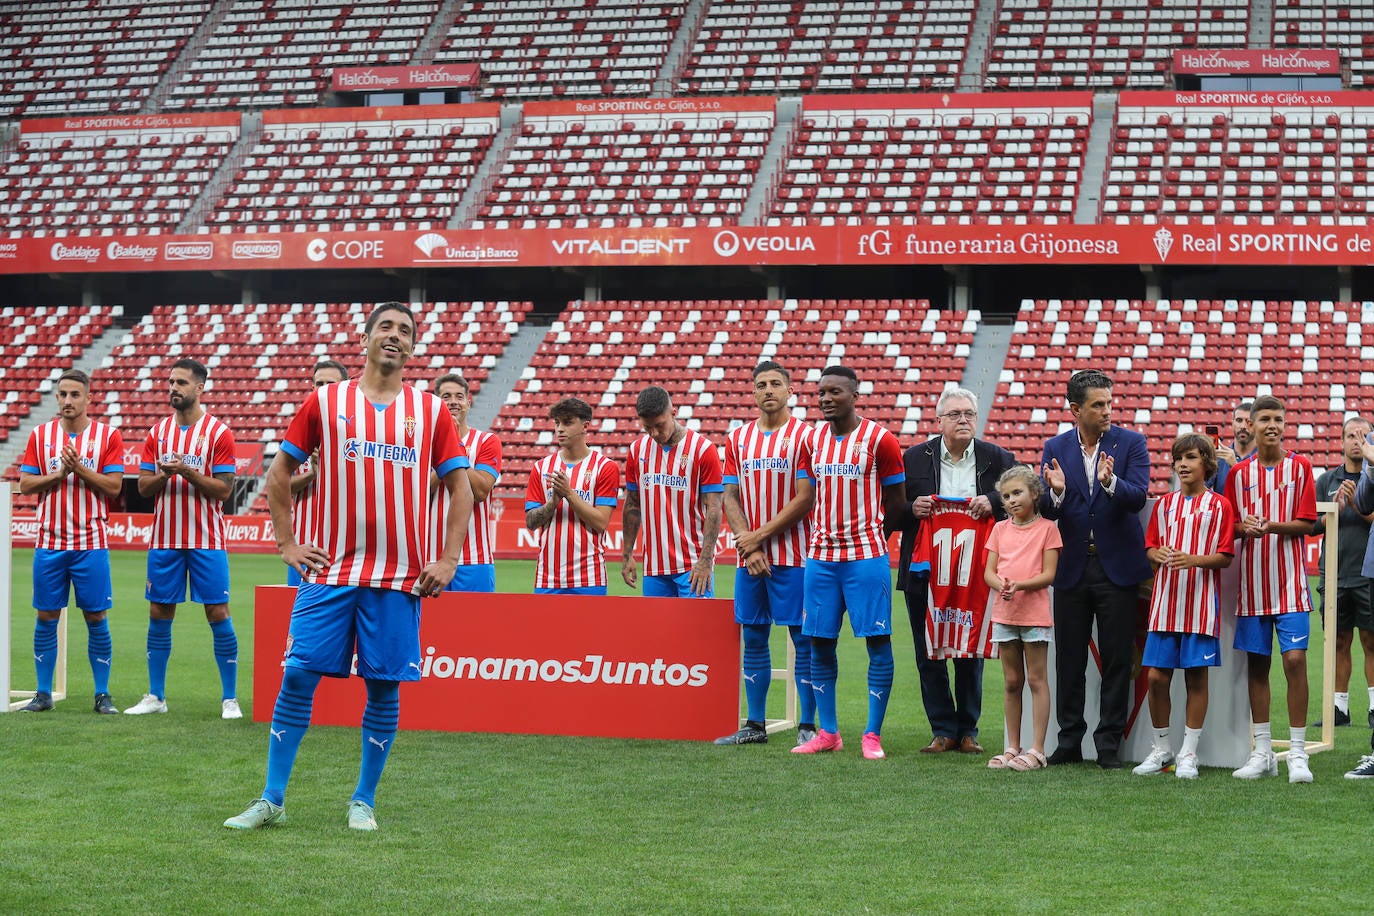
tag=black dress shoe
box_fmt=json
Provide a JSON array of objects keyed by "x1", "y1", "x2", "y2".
[
  {"x1": 1046, "y1": 746, "x2": 1083, "y2": 765},
  {"x1": 1097, "y1": 751, "x2": 1122, "y2": 770}
]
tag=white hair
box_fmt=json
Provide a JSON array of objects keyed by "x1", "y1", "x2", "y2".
[{"x1": 936, "y1": 387, "x2": 978, "y2": 415}]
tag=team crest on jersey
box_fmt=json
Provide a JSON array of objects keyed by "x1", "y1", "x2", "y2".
[
  {"x1": 195, "y1": 435, "x2": 207, "y2": 449},
  {"x1": 404, "y1": 415, "x2": 417, "y2": 438}
]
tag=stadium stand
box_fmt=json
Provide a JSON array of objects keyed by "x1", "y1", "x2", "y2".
[
  {"x1": 680, "y1": 0, "x2": 976, "y2": 95},
  {"x1": 432, "y1": 0, "x2": 683, "y2": 100},
  {"x1": 769, "y1": 94, "x2": 1091, "y2": 225},
  {"x1": 0, "y1": 120, "x2": 238, "y2": 237},
  {"x1": 984, "y1": 0, "x2": 1250, "y2": 90},
  {"x1": 164, "y1": 0, "x2": 439, "y2": 110},
  {"x1": 489, "y1": 298, "x2": 975, "y2": 494},
  {"x1": 1102, "y1": 97, "x2": 1374, "y2": 224},
  {"x1": 983, "y1": 298, "x2": 1374, "y2": 491},
  {"x1": 0, "y1": 0, "x2": 212, "y2": 118},
  {"x1": 1272, "y1": 1, "x2": 1374, "y2": 89},
  {"x1": 207, "y1": 107, "x2": 499, "y2": 233},
  {"x1": 473, "y1": 103, "x2": 773, "y2": 228}
]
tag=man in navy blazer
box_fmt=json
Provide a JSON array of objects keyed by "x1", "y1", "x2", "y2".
[
  {"x1": 889, "y1": 388, "x2": 1018, "y2": 754},
  {"x1": 1040, "y1": 369, "x2": 1151, "y2": 769}
]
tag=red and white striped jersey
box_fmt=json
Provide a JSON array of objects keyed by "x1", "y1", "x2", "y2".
[
  {"x1": 910, "y1": 498, "x2": 998, "y2": 659},
  {"x1": 430, "y1": 427, "x2": 503, "y2": 566},
  {"x1": 1145, "y1": 489, "x2": 1237, "y2": 635},
  {"x1": 806, "y1": 417, "x2": 905, "y2": 562},
  {"x1": 625, "y1": 428, "x2": 724, "y2": 577},
  {"x1": 140, "y1": 413, "x2": 236, "y2": 550},
  {"x1": 290, "y1": 456, "x2": 321, "y2": 546},
  {"x1": 525, "y1": 449, "x2": 621, "y2": 589},
  {"x1": 280, "y1": 379, "x2": 468, "y2": 592},
  {"x1": 1224, "y1": 451, "x2": 1317, "y2": 618},
  {"x1": 21, "y1": 419, "x2": 125, "y2": 551},
  {"x1": 723, "y1": 416, "x2": 815, "y2": 568}
]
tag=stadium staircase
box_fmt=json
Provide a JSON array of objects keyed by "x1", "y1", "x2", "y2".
[
  {"x1": 1249, "y1": 0, "x2": 1275, "y2": 47},
  {"x1": 178, "y1": 112, "x2": 263, "y2": 235},
  {"x1": 739, "y1": 96, "x2": 801, "y2": 226},
  {"x1": 1074, "y1": 94, "x2": 1120, "y2": 223},
  {"x1": 139, "y1": 1, "x2": 234, "y2": 115},
  {"x1": 961, "y1": 0, "x2": 999, "y2": 90},
  {"x1": 656, "y1": 0, "x2": 712, "y2": 95},
  {"x1": 413, "y1": 0, "x2": 466, "y2": 66},
  {"x1": 959, "y1": 319, "x2": 1013, "y2": 439},
  {"x1": 467, "y1": 313, "x2": 554, "y2": 434}
]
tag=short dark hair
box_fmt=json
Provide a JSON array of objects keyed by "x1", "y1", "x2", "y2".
[
  {"x1": 171, "y1": 357, "x2": 207, "y2": 384},
  {"x1": 819, "y1": 364, "x2": 858, "y2": 386},
  {"x1": 312, "y1": 359, "x2": 348, "y2": 380},
  {"x1": 752, "y1": 360, "x2": 789, "y2": 382},
  {"x1": 1067, "y1": 369, "x2": 1112, "y2": 406},
  {"x1": 1235, "y1": 400, "x2": 1253, "y2": 414},
  {"x1": 434, "y1": 373, "x2": 470, "y2": 395},
  {"x1": 1251, "y1": 395, "x2": 1284, "y2": 417},
  {"x1": 1172, "y1": 433, "x2": 1218, "y2": 479},
  {"x1": 58, "y1": 368, "x2": 90, "y2": 388},
  {"x1": 549, "y1": 397, "x2": 593, "y2": 424},
  {"x1": 365, "y1": 301, "x2": 416, "y2": 336},
  {"x1": 635, "y1": 385, "x2": 672, "y2": 419}
]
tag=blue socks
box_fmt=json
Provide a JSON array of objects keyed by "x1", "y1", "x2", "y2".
[
  {"x1": 354, "y1": 680, "x2": 400, "y2": 807},
  {"x1": 263, "y1": 667, "x2": 320, "y2": 807},
  {"x1": 210, "y1": 617, "x2": 239, "y2": 701},
  {"x1": 146, "y1": 618, "x2": 172, "y2": 699},
  {"x1": 810, "y1": 637, "x2": 839, "y2": 733},
  {"x1": 33, "y1": 618, "x2": 58, "y2": 695},
  {"x1": 789, "y1": 625, "x2": 816, "y2": 726},
  {"x1": 865, "y1": 636, "x2": 894, "y2": 736},
  {"x1": 741, "y1": 624, "x2": 772, "y2": 723},
  {"x1": 86, "y1": 616, "x2": 113, "y2": 695}
]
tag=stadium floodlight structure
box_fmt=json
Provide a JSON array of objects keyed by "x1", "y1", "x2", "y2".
[{"x1": 3, "y1": 482, "x2": 69, "y2": 712}]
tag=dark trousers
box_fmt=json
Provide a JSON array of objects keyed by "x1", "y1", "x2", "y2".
[
  {"x1": 1052, "y1": 555, "x2": 1138, "y2": 756},
  {"x1": 904, "y1": 584, "x2": 984, "y2": 739}
]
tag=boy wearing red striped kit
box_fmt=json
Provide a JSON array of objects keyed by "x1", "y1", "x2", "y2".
[
  {"x1": 18, "y1": 369, "x2": 125, "y2": 714},
  {"x1": 621, "y1": 386, "x2": 724, "y2": 598},
  {"x1": 1133, "y1": 434, "x2": 1236, "y2": 780},
  {"x1": 126, "y1": 358, "x2": 240, "y2": 718},
  {"x1": 1225, "y1": 396, "x2": 1319, "y2": 783},
  {"x1": 431, "y1": 373, "x2": 502, "y2": 593},
  {"x1": 525, "y1": 397, "x2": 620, "y2": 594}
]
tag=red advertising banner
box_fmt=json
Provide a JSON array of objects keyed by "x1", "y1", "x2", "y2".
[
  {"x1": 20, "y1": 111, "x2": 241, "y2": 135},
  {"x1": 262, "y1": 101, "x2": 500, "y2": 126},
  {"x1": 522, "y1": 95, "x2": 777, "y2": 118},
  {"x1": 7, "y1": 222, "x2": 1374, "y2": 274},
  {"x1": 802, "y1": 91, "x2": 1095, "y2": 112},
  {"x1": 251, "y1": 586, "x2": 739, "y2": 740},
  {"x1": 1119, "y1": 89, "x2": 1365, "y2": 108},
  {"x1": 330, "y1": 63, "x2": 480, "y2": 93},
  {"x1": 1171, "y1": 48, "x2": 1341, "y2": 76},
  {"x1": 10, "y1": 512, "x2": 278, "y2": 553}
]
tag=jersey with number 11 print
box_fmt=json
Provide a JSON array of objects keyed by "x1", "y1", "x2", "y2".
[{"x1": 909, "y1": 497, "x2": 997, "y2": 659}]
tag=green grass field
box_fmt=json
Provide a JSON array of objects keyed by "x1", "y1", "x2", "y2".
[{"x1": 5, "y1": 550, "x2": 1373, "y2": 914}]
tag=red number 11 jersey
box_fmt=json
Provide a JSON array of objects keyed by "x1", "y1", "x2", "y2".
[{"x1": 909, "y1": 497, "x2": 997, "y2": 659}]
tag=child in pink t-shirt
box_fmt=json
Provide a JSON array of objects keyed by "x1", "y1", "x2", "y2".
[{"x1": 983, "y1": 465, "x2": 1062, "y2": 771}]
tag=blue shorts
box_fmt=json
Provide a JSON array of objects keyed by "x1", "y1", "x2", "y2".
[
  {"x1": 1142, "y1": 631, "x2": 1221, "y2": 669},
  {"x1": 285, "y1": 583, "x2": 422, "y2": 681},
  {"x1": 534, "y1": 586, "x2": 608, "y2": 596},
  {"x1": 802, "y1": 556, "x2": 893, "y2": 639},
  {"x1": 146, "y1": 548, "x2": 231, "y2": 605},
  {"x1": 645, "y1": 571, "x2": 714, "y2": 598},
  {"x1": 1234, "y1": 612, "x2": 1311, "y2": 656},
  {"x1": 286, "y1": 565, "x2": 302, "y2": 587},
  {"x1": 734, "y1": 564, "x2": 805, "y2": 626},
  {"x1": 446, "y1": 563, "x2": 496, "y2": 593},
  {"x1": 33, "y1": 548, "x2": 113, "y2": 613}
]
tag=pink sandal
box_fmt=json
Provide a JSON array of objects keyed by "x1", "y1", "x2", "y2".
[
  {"x1": 988, "y1": 748, "x2": 1022, "y2": 769},
  {"x1": 1009, "y1": 749, "x2": 1047, "y2": 771}
]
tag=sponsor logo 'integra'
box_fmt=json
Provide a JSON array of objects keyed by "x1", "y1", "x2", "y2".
[{"x1": 343, "y1": 437, "x2": 418, "y2": 467}]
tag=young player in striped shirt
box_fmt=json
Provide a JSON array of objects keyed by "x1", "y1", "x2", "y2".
[
  {"x1": 793, "y1": 366, "x2": 906, "y2": 760},
  {"x1": 287, "y1": 358, "x2": 348, "y2": 586},
  {"x1": 431, "y1": 373, "x2": 502, "y2": 592},
  {"x1": 17, "y1": 369, "x2": 125, "y2": 714},
  {"x1": 1133, "y1": 434, "x2": 1236, "y2": 779},
  {"x1": 1225, "y1": 395, "x2": 1319, "y2": 783},
  {"x1": 525, "y1": 397, "x2": 620, "y2": 594},
  {"x1": 226, "y1": 302, "x2": 473, "y2": 832},
  {"x1": 125, "y1": 358, "x2": 241, "y2": 719},
  {"x1": 621, "y1": 386, "x2": 724, "y2": 598},
  {"x1": 714, "y1": 361, "x2": 818, "y2": 747}
]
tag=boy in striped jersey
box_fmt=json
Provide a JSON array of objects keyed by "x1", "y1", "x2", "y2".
[
  {"x1": 287, "y1": 359, "x2": 348, "y2": 586},
  {"x1": 621, "y1": 386, "x2": 724, "y2": 598},
  {"x1": 18, "y1": 369, "x2": 125, "y2": 714},
  {"x1": 432, "y1": 373, "x2": 502, "y2": 592},
  {"x1": 1225, "y1": 396, "x2": 1319, "y2": 783},
  {"x1": 1133, "y1": 434, "x2": 1236, "y2": 779},
  {"x1": 715, "y1": 361, "x2": 817, "y2": 746},
  {"x1": 125, "y1": 358, "x2": 241, "y2": 719},
  {"x1": 526, "y1": 397, "x2": 620, "y2": 594},
  {"x1": 226, "y1": 302, "x2": 472, "y2": 831},
  {"x1": 793, "y1": 366, "x2": 906, "y2": 760}
]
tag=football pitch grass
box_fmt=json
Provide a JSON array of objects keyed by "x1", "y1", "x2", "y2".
[{"x1": 4, "y1": 550, "x2": 1373, "y2": 914}]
